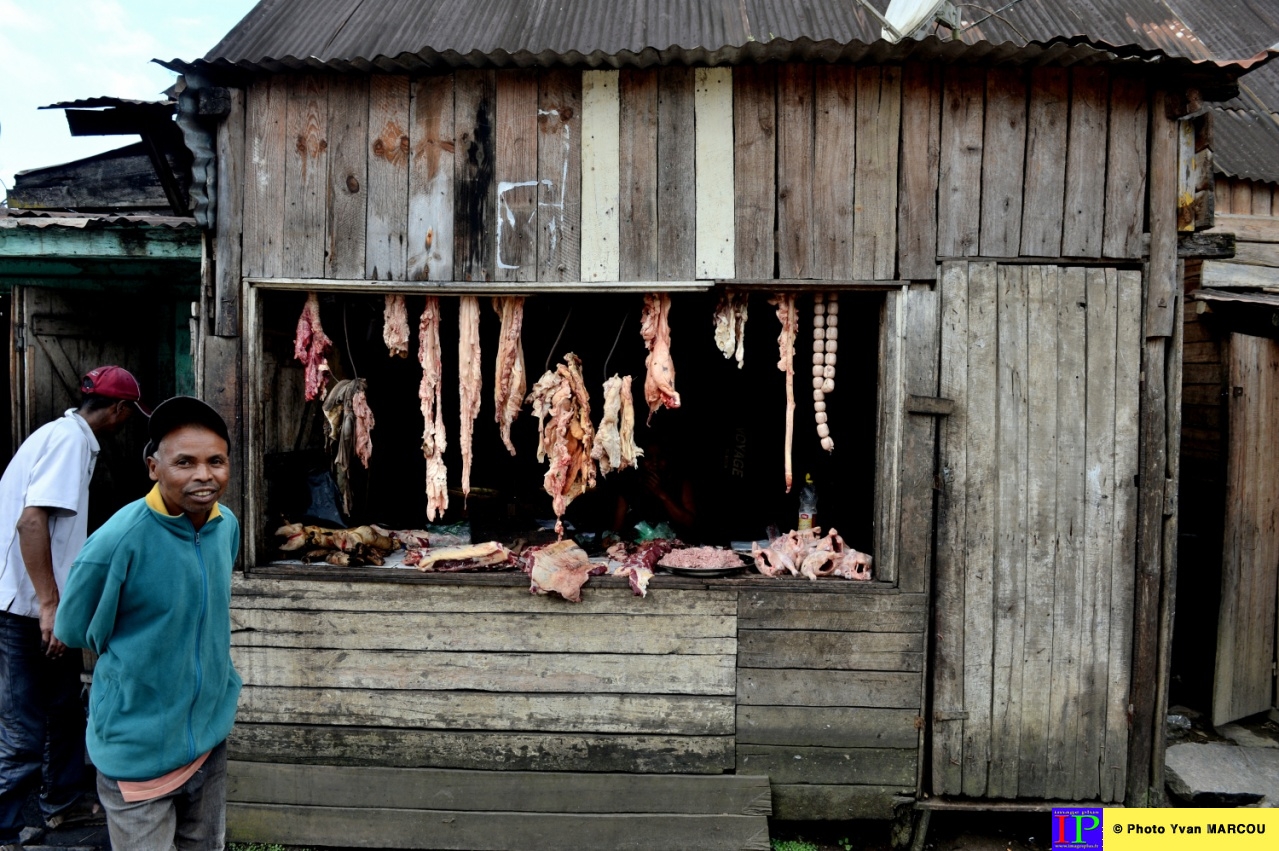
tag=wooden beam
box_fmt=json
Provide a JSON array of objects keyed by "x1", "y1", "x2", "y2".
[
  {"x1": 581, "y1": 70, "x2": 620, "y2": 282},
  {"x1": 1146, "y1": 91, "x2": 1180, "y2": 338},
  {"x1": 0, "y1": 224, "x2": 201, "y2": 259},
  {"x1": 1200, "y1": 260, "x2": 1279, "y2": 289},
  {"x1": 1208, "y1": 213, "x2": 1279, "y2": 243},
  {"x1": 694, "y1": 67, "x2": 734, "y2": 279},
  {"x1": 213, "y1": 88, "x2": 245, "y2": 336}
]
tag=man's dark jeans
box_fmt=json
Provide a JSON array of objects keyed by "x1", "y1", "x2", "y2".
[{"x1": 0, "y1": 610, "x2": 86, "y2": 844}]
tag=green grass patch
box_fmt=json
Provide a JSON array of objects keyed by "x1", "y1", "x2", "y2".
[{"x1": 772, "y1": 840, "x2": 821, "y2": 851}]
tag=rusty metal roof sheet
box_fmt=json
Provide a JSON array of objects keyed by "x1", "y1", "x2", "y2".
[{"x1": 40, "y1": 97, "x2": 174, "y2": 110}]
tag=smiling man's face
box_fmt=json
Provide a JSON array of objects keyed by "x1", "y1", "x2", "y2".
[{"x1": 146, "y1": 424, "x2": 230, "y2": 529}]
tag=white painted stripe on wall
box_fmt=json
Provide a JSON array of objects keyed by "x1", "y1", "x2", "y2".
[
  {"x1": 695, "y1": 67, "x2": 735, "y2": 280},
  {"x1": 580, "y1": 70, "x2": 621, "y2": 282}
]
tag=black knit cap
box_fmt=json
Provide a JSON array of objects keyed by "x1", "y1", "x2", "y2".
[{"x1": 144, "y1": 396, "x2": 229, "y2": 459}]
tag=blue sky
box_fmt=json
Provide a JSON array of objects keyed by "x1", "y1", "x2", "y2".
[{"x1": 0, "y1": 0, "x2": 258, "y2": 194}]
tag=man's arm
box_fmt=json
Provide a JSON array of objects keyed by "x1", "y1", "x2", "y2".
[{"x1": 16, "y1": 506, "x2": 66, "y2": 657}]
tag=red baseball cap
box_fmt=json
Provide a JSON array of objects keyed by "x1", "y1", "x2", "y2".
[{"x1": 81, "y1": 366, "x2": 152, "y2": 416}]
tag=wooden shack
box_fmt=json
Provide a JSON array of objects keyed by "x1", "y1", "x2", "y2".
[{"x1": 166, "y1": 3, "x2": 1270, "y2": 847}]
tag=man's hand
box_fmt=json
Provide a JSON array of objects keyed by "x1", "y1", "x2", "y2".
[
  {"x1": 17, "y1": 506, "x2": 66, "y2": 657},
  {"x1": 39, "y1": 599, "x2": 66, "y2": 657}
]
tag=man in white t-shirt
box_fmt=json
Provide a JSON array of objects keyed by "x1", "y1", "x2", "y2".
[{"x1": 0, "y1": 366, "x2": 148, "y2": 850}]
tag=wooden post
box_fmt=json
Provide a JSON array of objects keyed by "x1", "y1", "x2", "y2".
[{"x1": 214, "y1": 88, "x2": 245, "y2": 336}]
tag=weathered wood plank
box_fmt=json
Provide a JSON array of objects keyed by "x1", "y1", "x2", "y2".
[
  {"x1": 228, "y1": 762, "x2": 771, "y2": 816},
  {"x1": 1017, "y1": 265, "x2": 1059, "y2": 799},
  {"x1": 282, "y1": 74, "x2": 328, "y2": 277},
  {"x1": 737, "y1": 590, "x2": 927, "y2": 613},
  {"x1": 1076, "y1": 267, "x2": 1118, "y2": 800},
  {"x1": 897, "y1": 283, "x2": 940, "y2": 594},
  {"x1": 366, "y1": 75, "x2": 410, "y2": 280},
  {"x1": 408, "y1": 74, "x2": 455, "y2": 281},
  {"x1": 324, "y1": 75, "x2": 368, "y2": 280},
  {"x1": 812, "y1": 65, "x2": 855, "y2": 281},
  {"x1": 232, "y1": 576, "x2": 736, "y2": 615},
  {"x1": 657, "y1": 66, "x2": 696, "y2": 280},
  {"x1": 898, "y1": 64, "x2": 942, "y2": 280},
  {"x1": 1200, "y1": 259, "x2": 1279, "y2": 288},
  {"x1": 736, "y1": 745, "x2": 916, "y2": 786},
  {"x1": 988, "y1": 264, "x2": 1028, "y2": 799},
  {"x1": 1228, "y1": 241, "x2": 1279, "y2": 267},
  {"x1": 228, "y1": 803, "x2": 769, "y2": 851},
  {"x1": 495, "y1": 71, "x2": 538, "y2": 281},
  {"x1": 770, "y1": 785, "x2": 908, "y2": 821},
  {"x1": 1177, "y1": 118, "x2": 1196, "y2": 231},
  {"x1": 243, "y1": 77, "x2": 287, "y2": 278},
  {"x1": 733, "y1": 64, "x2": 776, "y2": 279},
  {"x1": 229, "y1": 724, "x2": 735, "y2": 774},
  {"x1": 236, "y1": 686, "x2": 734, "y2": 735},
  {"x1": 1062, "y1": 67, "x2": 1109, "y2": 258},
  {"x1": 933, "y1": 261, "x2": 968, "y2": 796},
  {"x1": 736, "y1": 629, "x2": 923, "y2": 671},
  {"x1": 1103, "y1": 76, "x2": 1148, "y2": 259},
  {"x1": 536, "y1": 69, "x2": 581, "y2": 282},
  {"x1": 736, "y1": 706, "x2": 920, "y2": 749},
  {"x1": 1020, "y1": 69, "x2": 1069, "y2": 257},
  {"x1": 454, "y1": 70, "x2": 496, "y2": 282},
  {"x1": 1250, "y1": 184, "x2": 1273, "y2": 217},
  {"x1": 737, "y1": 590, "x2": 926, "y2": 633},
  {"x1": 777, "y1": 63, "x2": 814, "y2": 278},
  {"x1": 618, "y1": 68, "x2": 656, "y2": 281},
  {"x1": 875, "y1": 289, "x2": 904, "y2": 584},
  {"x1": 1231, "y1": 178, "x2": 1253, "y2": 215},
  {"x1": 1209, "y1": 213, "x2": 1279, "y2": 243},
  {"x1": 737, "y1": 668, "x2": 921, "y2": 709},
  {"x1": 202, "y1": 335, "x2": 242, "y2": 517},
  {"x1": 979, "y1": 68, "x2": 1027, "y2": 258},
  {"x1": 960, "y1": 261, "x2": 997, "y2": 797},
  {"x1": 582, "y1": 69, "x2": 622, "y2": 282},
  {"x1": 231, "y1": 609, "x2": 734, "y2": 654},
  {"x1": 214, "y1": 87, "x2": 244, "y2": 336},
  {"x1": 1147, "y1": 91, "x2": 1180, "y2": 338},
  {"x1": 852, "y1": 66, "x2": 900, "y2": 280},
  {"x1": 938, "y1": 68, "x2": 984, "y2": 257},
  {"x1": 695, "y1": 67, "x2": 734, "y2": 279},
  {"x1": 1047, "y1": 266, "x2": 1087, "y2": 799}
]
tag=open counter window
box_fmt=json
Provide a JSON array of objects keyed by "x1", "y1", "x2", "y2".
[{"x1": 246, "y1": 285, "x2": 882, "y2": 591}]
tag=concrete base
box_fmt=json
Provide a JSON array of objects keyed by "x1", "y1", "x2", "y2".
[{"x1": 1165, "y1": 743, "x2": 1279, "y2": 807}]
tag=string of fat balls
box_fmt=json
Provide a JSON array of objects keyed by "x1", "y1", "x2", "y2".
[{"x1": 812, "y1": 292, "x2": 836, "y2": 452}]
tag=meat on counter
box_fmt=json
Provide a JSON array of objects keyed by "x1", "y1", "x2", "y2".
[
  {"x1": 521, "y1": 539, "x2": 594, "y2": 603},
  {"x1": 750, "y1": 527, "x2": 872, "y2": 581}
]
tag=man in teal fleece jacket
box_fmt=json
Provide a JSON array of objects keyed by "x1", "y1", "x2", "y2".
[{"x1": 55, "y1": 397, "x2": 240, "y2": 851}]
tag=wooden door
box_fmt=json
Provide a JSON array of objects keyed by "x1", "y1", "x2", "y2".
[
  {"x1": 931, "y1": 262, "x2": 1142, "y2": 802},
  {"x1": 1212, "y1": 333, "x2": 1279, "y2": 726},
  {"x1": 14, "y1": 286, "x2": 166, "y2": 530}
]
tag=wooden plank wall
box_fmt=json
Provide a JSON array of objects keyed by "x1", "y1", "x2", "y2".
[
  {"x1": 933, "y1": 262, "x2": 1141, "y2": 802},
  {"x1": 1216, "y1": 177, "x2": 1279, "y2": 218}
]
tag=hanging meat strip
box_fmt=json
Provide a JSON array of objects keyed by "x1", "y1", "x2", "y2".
[
  {"x1": 383, "y1": 294, "x2": 410, "y2": 358},
  {"x1": 594, "y1": 374, "x2": 643, "y2": 477},
  {"x1": 640, "y1": 293, "x2": 680, "y2": 423},
  {"x1": 293, "y1": 292, "x2": 333, "y2": 401},
  {"x1": 618, "y1": 375, "x2": 642, "y2": 471},
  {"x1": 712, "y1": 289, "x2": 749, "y2": 369},
  {"x1": 526, "y1": 353, "x2": 596, "y2": 537},
  {"x1": 458, "y1": 296, "x2": 482, "y2": 501},
  {"x1": 352, "y1": 383, "x2": 375, "y2": 468},
  {"x1": 418, "y1": 297, "x2": 449, "y2": 521},
  {"x1": 492, "y1": 297, "x2": 526, "y2": 455},
  {"x1": 769, "y1": 293, "x2": 798, "y2": 492}
]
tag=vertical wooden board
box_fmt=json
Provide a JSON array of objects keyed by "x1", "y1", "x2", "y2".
[
  {"x1": 898, "y1": 64, "x2": 942, "y2": 281},
  {"x1": 988, "y1": 264, "x2": 1028, "y2": 799},
  {"x1": 853, "y1": 66, "x2": 901, "y2": 280},
  {"x1": 454, "y1": 70, "x2": 497, "y2": 282},
  {"x1": 537, "y1": 70, "x2": 582, "y2": 282},
  {"x1": 582, "y1": 70, "x2": 622, "y2": 282},
  {"x1": 812, "y1": 65, "x2": 855, "y2": 281},
  {"x1": 1147, "y1": 92, "x2": 1179, "y2": 338},
  {"x1": 695, "y1": 67, "x2": 734, "y2": 279},
  {"x1": 933, "y1": 262, "x2": 968, "y2": 795},
  {"x1": 938, "y1": 68, "x2": 984, "y2": 258},
  {"x1": 1046, "y1": 266, "x2": 1087, "y2": 798},
  {"x1": 897, "y1": 281, "x2": 939, "y2": 594},
  {"x1": 658, "y1": 67, "x2": 696, "y2": 280},
  {"x1": 1177, "y1": 119, "x2": 1196, "y2": 232},
  {"x1": 408, "y1": 74, "x2": 455, "y2": 282},
  {"x1": 1020, "y1": 68, "x2": 1069, "y2": 257},
  {"x1": 1102, "y1": 76, "x2": 1148, "y2": 259},
  {"x1": 1230, "y1": 180, "x2": 1254, "y2": 215},
  {"x1": 325, "y1": 75, "x2": 369, "y2": 280},
  {"x1": 777, "y1": 64, "x2": 814, "y2": 278},
  {"x1": 978, "y1": 69, "x2": 1027, "y2": 258},
  {"x1": 961, "y1": 262, "x2": 997, "y2": 798},
  {"x1": 1018, "y1": 265, "x2": 1059, "y2": 798},
  {"x1": 494, "y1": 71, "x2": 538, "y2": 282},
  {"x1": 1062, "y1": 67, "x2": 1109, "y2": 258},
  {"x1": 1103, "y1": 268, "x2": 1141, "y2": 801},
  {"x1": 1214, "y1": 178, "x2": 1231, "y2": 215},
  {"x1": 734, "y1": 65, "x2": 776, "y2": 279},
  {"x1": 1251, "y1": 184, "x2": 1273, "y2": 217},
  {"x1": 282, "y1": 74, "x2": 329, "y2": 278},
  {"x1": 874, "y1": 290, "x2": 904, "y2": 586},
  {"x1": 243, "y1": 77, "x2": 287, "y2": 278},
  {"x1": 619, "y1": 69, "x2": 657, "y2": 281},
  {"x1": 214, "y1": 87, "x2": 245, "y2": 336},
  {"x1": 366, "y1": 75, "x2": 411, "y2": 280},
  {"x1": 1077, "y1": 268, "x2": 1118, "y2": 800}
]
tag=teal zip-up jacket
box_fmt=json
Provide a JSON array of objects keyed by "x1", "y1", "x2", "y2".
[{"x1": 54, "y1": 484, "x2": 242, "y2": 781}]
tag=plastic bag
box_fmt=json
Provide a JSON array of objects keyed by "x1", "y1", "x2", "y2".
[
  {"x1": 633, "y1": 520, "x2": 677, "y2": 543},
  {"x1": 423, "y1": 521, "x2": 471, "y2": 547}
]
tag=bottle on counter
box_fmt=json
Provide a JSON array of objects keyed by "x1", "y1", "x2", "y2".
[{"x1": 797, "y1": 473, "x2": 817, "y2": 531}]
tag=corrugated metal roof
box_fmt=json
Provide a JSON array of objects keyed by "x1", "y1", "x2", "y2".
[
  {"x1": 0, "y1": 209, "x2": 197, "y2": 229},
  {"x1": 39, "y1": 97, "x2": 173, "y2": 110},
  {"x1": 1208, "y1": 106, "x2": 1279, "y2": 182}
]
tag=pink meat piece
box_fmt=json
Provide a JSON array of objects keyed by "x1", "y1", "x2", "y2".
[
  {"x1": 418, "y1": 297, "x2": 449, "y2": 522},
  {"x1": 768, "y1": 294, "x2": 798, "y2": 492},
  {"x1": 294, "y1": 292, "x2": 333, "y2": 401},
  {"x1": 526, "y1": 354, "x2": 596, "y2": 536},
  {"x1": 658, "y1": 546, "x2": 745, "y2": 569},
  {"x1": 492, "y1": 297, "x2": 527, "y2": 455},
  {"x1": 611, "y1": 540, "x2": 675, "y2": 597},
  {"x1": 383, "y1": 294, "x2": 410, "y2": 358},
  {"x1": 522, "y1": 539, "x2": 593, "y2": 603},
  {"x1": 458, "y1": 296, "x2": 482, "y2": 501},
  {"x1": 351, "y1": 385, "x2": 375, "y2": 468},
  {"x1": 640, "y1": 293, "x2": 680, "y2": 423},
  {"x1": 751, "y1": 526, "x2": 873, "y2": 581}
]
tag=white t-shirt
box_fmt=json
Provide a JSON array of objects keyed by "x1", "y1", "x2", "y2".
[{"x1": 0, "y1": 410, "x2": 100, "y2": 618}]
